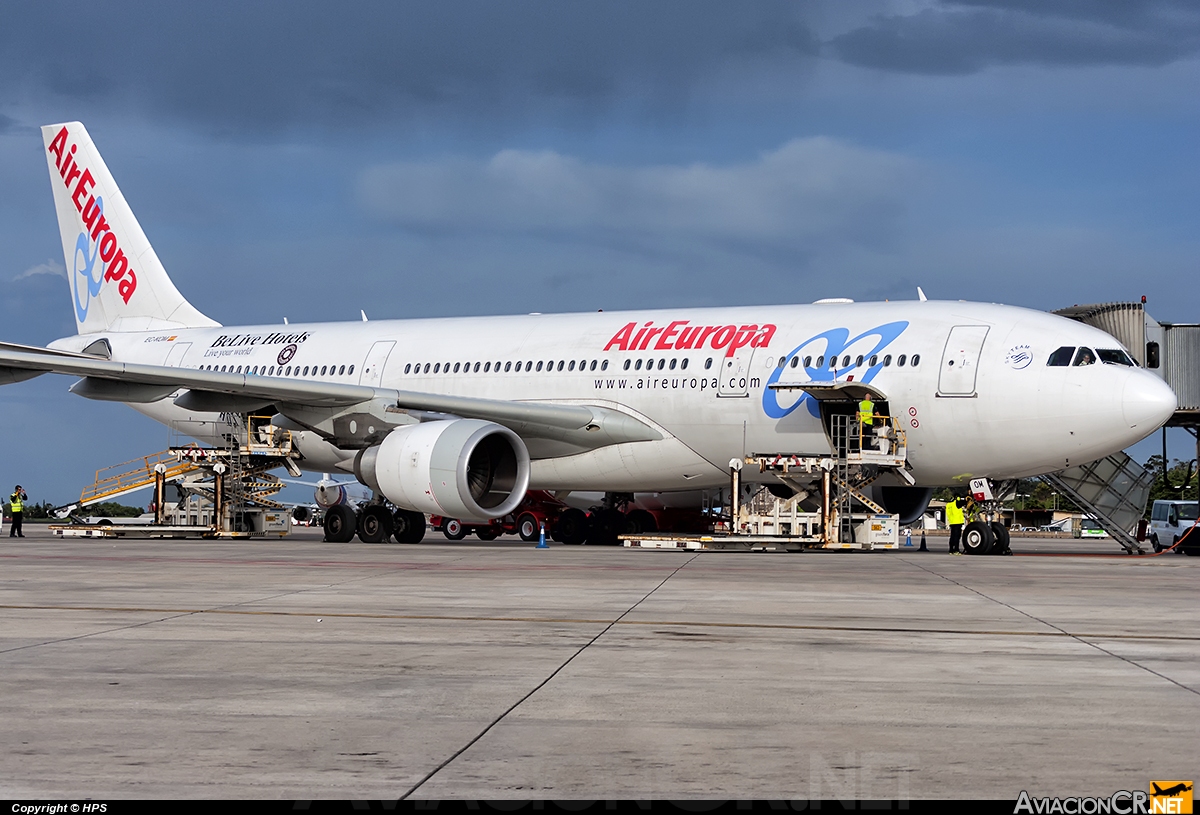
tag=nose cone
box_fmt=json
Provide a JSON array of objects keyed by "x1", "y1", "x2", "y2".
[{"x1": 1122, "y1": 373, "x2": 1177, "y2": 431}]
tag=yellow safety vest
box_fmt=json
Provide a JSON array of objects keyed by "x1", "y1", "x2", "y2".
[
  {"x1": 945, "y1": 500, "x2": 964, "y2": 526},
  {"x1": 9, "y1": 493, "x2": 23, "y2": 513},
  {"x1": 859, "y1": 399, "x2": 874, "y2": 425}
]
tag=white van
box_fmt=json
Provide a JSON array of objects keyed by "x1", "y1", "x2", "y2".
[{"x1": 1149, "y1": 500, "x2": 1200, "y2": 554}]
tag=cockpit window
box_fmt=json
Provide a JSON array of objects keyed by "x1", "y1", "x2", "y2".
[
  {"x1": 1072, "y1": 347, "x2": 1097, "y2": 366},
  {"x1": 1097, "y1": 349, "x2": 1135, "y2": 367},
  {"x1": 1047, "y1": 346, "x2": 1075, "y2": 366}
]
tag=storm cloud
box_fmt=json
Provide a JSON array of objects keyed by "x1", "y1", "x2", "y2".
[{"x1": 828, "y1": 0, "x2": 1200, "y2": 74}]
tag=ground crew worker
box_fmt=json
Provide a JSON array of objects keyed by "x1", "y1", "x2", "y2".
[
  {"x1": 9, "y1": 485, "x2": 27, "y2": 538},
  {"x1": 945, "y1": 495, "x2": 965, "y2": 554},
  {"x1": 857, "y1": 397, "x2": 874, "y2": 450}
]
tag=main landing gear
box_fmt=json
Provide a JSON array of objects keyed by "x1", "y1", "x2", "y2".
[{"x1": 324, "y1": 503, "x2": 426, "y2": 544}]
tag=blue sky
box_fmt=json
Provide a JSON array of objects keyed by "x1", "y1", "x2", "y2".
[{"x1": 1, "y1": 0, "x2": 1198, "y2": 505}]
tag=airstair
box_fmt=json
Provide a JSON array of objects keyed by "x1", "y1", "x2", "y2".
[
  {"x1": 1041, "y1": 452, "x2": 1155, "y2": 554},
  {"x1": 52, "y1": 415, "x2": 300, "y2": 539}
]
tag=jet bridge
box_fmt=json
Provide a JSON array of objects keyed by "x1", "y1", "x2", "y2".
[{"x1": 1055, "y1": 301, "x2": 1200, "y2": 552}]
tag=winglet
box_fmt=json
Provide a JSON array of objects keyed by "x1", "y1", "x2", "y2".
[{"x1": 917, "y1": 287, "x2": 928, "y2": 302}]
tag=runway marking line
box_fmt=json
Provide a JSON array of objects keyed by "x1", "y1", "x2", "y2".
[{"x1": 1, "y1": 603, "x2": 1194, "y2": 642}]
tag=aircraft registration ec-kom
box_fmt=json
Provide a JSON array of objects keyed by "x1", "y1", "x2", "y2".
[{"x1": 0, "y1": 123, "x2": 1178, "y2": 532}]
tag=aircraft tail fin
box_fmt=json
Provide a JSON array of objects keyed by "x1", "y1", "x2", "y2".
[{"x1": 41, "y1": 122, "x2": 219, "y2": 335}]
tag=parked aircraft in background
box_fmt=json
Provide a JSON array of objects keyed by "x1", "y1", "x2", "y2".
[{"x1": 0, "y1": 123, "x2": 1178, "y2": 541}]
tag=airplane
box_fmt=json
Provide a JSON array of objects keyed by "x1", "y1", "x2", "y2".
[
  {"x1": 1151, "y1": 783, "x2": 1192, "y2": 798},
  {"x1": 0, "y1": 122, "x2": 1179, "y2": 543}
]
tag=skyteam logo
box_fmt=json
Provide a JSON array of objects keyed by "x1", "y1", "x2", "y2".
[
  {"x1": 762, "y1": 321, "x2": 909, "y2": 419},
  {"x1": 72, "y1": 196, "x2": 106, "y2": 323}
]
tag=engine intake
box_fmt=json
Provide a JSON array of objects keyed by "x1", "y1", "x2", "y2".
[{"x1": 355, "y1": 419, "x2": 530, "y2": 520}]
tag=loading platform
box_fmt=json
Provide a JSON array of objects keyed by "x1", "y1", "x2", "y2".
[
  {"x1": 624, "y1": 385, "x2": 908, "y2": 551},
  {"x1": 50, "y1": 415, "x2": 301, "y2": 539}
]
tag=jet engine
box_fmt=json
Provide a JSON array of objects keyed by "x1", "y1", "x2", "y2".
[{"x1": 354, "y1": 419, "x2": 530, "y2": 520}]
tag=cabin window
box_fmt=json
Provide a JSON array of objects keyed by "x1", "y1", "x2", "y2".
[
  {"x1": 897, "y1": 355, "x2": 906, "y2": 367},
  {"x1": 657, "y1": 359, "x2": 665, "y2": 370},
  {"x1": 557, "y1": 361, "x2": 565, "y2": 371},
  {"x1": 883, "y1": 355, "x2": 892, "y2": 366},
  {"x1": 484, "y1": 362, "x2": 491, "y2": 372},
  {"x1": 669, "y1": 359, "x2": 677, "y2": 370},
  {"x1": 536, "y1": 361, "x2": 543, "y2": 372},
  {"x1": 1047, "y1": 346, "x2": 1075, "y2": 366},
  {"x1": 680, "y1": 358, "x2": 688, "y2": 370},
  {"x1": 635, "y1": 360, "x2": 643, "y2": 370},
  {"x1": 869, "y1": 355, "x2": 878, "y2": 366},
  {"x1": 842, "y1": 355, "x2": 851, "y2": 368},
  {"x1": 348, "y1": 365, "x2": 354, "y2": 375},
  {"x1": 705, "y1": 358, "x2": 713, "y2": 370},
  {"x1": 910, "y1": 355, "x2": 920, "y2": 367},
  {"x1": 855, "y1": 355, "x2": 863, "y2": 367},
  {"x1": 319, "y1": 365, "x2": 326, "y2": 375},
  {"x1": 1072, "y1": 347, "x2": 1097, "y2": 366},
  {"x1": 624, "y1": 359, "x2": 631, "y2": 371},
  {"x1": 590, "y1": 360, "x2": 597, "y2": 371},
  {"x1": 816, "y1": 355, "x2": 824, "y2": 368},
  {"x1": 566, "y1": 360, "x2": 574, "y2": 371},
  {"x1": 504, "y1": 361, "x2": 512, "y2": 372},
  {"x1": 601, "y1": 360, "x2": 609, "y2": 371},
  {"x1": 803, "y1": 356, "x2": 812, "y2": 368}
]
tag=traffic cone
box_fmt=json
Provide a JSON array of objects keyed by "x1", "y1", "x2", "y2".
[
  {"x1": 919, "y1": 530, "x2": 928, "y2": 552},
  {"x1": 536, "y1": 521, "x2": 549, "y2": 549},
  {"x1": 904, "y1": 528, "x2": 913, "y2": 547}
]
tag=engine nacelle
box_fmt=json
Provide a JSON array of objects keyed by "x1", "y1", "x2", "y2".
[{"x1": 354, "y1": 419, "x2": 530, "y2": 521}]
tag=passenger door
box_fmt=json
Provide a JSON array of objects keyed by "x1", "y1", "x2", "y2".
[
  {"x1": 163, "y1": 342, "x2": 191, "y2": 367},
  {"x1": 938, "y1": 326, "x2": 989, "y2": 397},
  {"x1": 359, "y1": 340, "x2": 396, "y2": 388},
  {"x1": 718, "y1": 347, "x2": 757, "y2": 398}
]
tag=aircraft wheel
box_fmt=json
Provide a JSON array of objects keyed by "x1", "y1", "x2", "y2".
[
  {"x1": 477, "y1": 527, "x2": 500, "y2": 541},
  {"x1": 626, "y1": 509, "x2": 657, "y2": 535},
  {"x1": 989, "y1": 522, "x2": 1011, "y2": 555},
  {"x1": 587, "y1": 508, "x2": 627, "y2": 546},
  {"x1": 962, "y1": 520, "x2": 994, "y2": 555},
  {"x1": 442, "y1": 519, "x2": 467, "y2": 541},
  {"x1": 516, "y1": 513, "x2": 540, "y2": 542},
  {"x1": 555, "y1": 508, "x2": 590, "y2": 545},
  {"x1": 357, "y1": 505, "x2": 393, "y2": 543},
  {"x1": 393, "y1": 510, "x2": 426, "y2": 543},
  {"x1": 324, "y1": 504, "x2": 357, "y2": 543}
]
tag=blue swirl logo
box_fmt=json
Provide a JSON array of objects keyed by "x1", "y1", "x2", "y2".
[
  {"x1": 762, "y1": 321, "x2": 909, "y2": 419},
  {"x1": 71, "y1": 196, "x2": 106, "y2": 323}
]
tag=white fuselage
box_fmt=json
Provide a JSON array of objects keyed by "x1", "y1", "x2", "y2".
[{"x1": 50, "y1": 299, "x2": 1178, "y2": 491}]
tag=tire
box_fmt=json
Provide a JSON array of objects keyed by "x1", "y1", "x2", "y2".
[
  {"x1": 555, "y1": 508, "x2": 590, "y2": 545},
  {"x1": 516, "y1": 513, "x2": 541, "y2": 542},
  {"x1": 989, "y1": 522, "x2": 1011, "y2": 555},
  {"x1": 357, "y1": 505, "x2": 393, "y2": 543},
  {"x1": 393, "y1": 510, "x2": 426, "y2": 544},
  {"x1": 1152, "y1": 535, "x2": 1162, "y2": 553},
  {"x1": 442, "y1": 519, "x2": 466, "y2": 541},
  {"x1": 324, "y1": 504, "x2": 357, "y2": 543},
  {"x1": 962, "y1": 520, "x2": 994, "y2": 555},
  {"x1": 587, "y1": 508, "x2": 628, "y2": 546},
  {"x1": 626, "y1": 509, "x2": 657, "y2": 535},
  {"x1": 477, "y1": 527, "x2": 500, "y2": 541}
]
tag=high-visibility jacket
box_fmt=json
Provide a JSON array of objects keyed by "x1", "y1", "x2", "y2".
[
  {"x1": 859, "y1": 399, "x2": 874, "y2": 425},
  {"x1": 9, "y1": 492, "x2": 23, "y2": 513},
  {"x1": 945, "y1": 499, "x2": 964, "y2": 526}
]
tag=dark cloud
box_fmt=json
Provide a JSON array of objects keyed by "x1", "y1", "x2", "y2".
[
  {"x1": 0, "y1": 1, "x2": 816, "y2": 133},
  {"x1": 827, "y1": 0, "x2": 1200, "y2": 74}
]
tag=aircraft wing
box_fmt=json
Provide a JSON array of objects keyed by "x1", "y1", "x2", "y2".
[{"x1": 0, "y1": 345, "x2": 662, "y2": 452}]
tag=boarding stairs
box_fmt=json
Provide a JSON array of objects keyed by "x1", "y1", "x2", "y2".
[{"x1": 1040, "y1": 452, "x2": 1155, "y2": 554}]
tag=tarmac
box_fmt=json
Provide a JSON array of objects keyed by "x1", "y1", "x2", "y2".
[{"x1": 2, "y1": 525, "x2": 1197, "y2": 801}]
